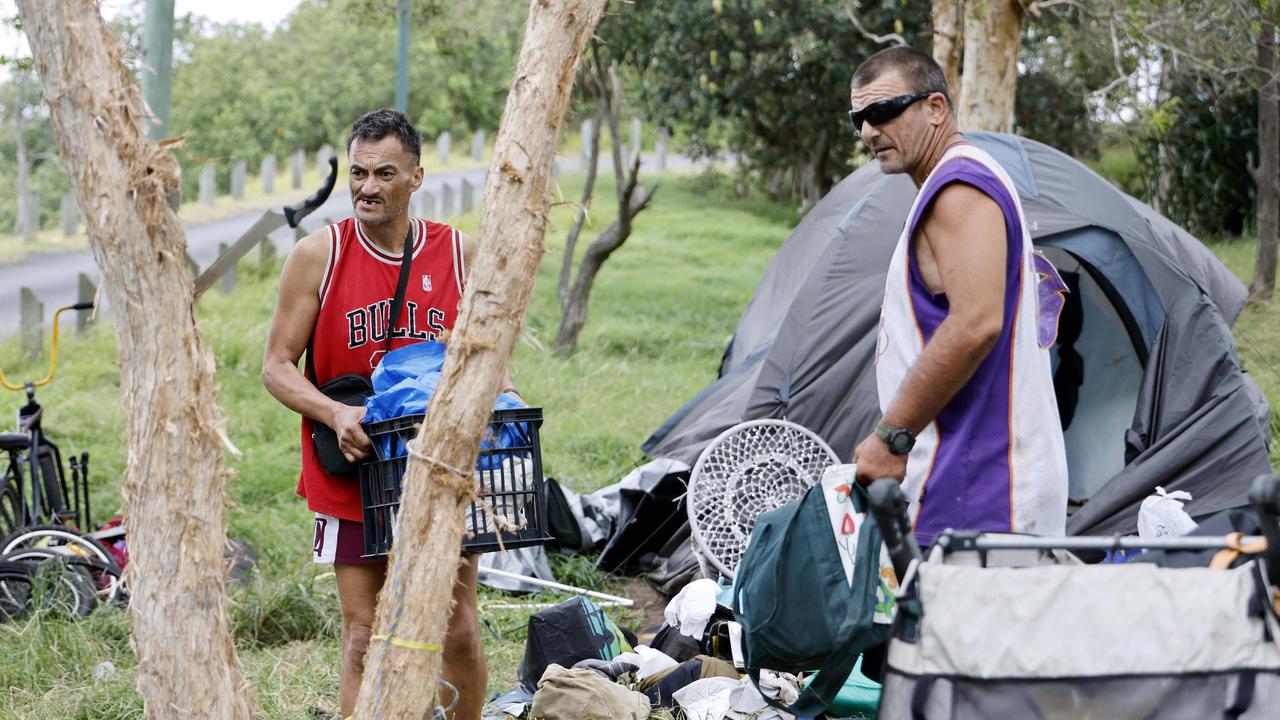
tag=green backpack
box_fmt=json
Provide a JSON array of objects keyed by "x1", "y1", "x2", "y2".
[{"x1": 732, "y1": 481, "x2": 892, "y2": 717}]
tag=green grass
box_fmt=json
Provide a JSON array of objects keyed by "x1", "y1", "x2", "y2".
[
  {"x1": 0, "y1": 170, "x2": 794, "y2": 718},
  {"x1": 3, "y1": 167, "x2": 1276, "y2": 717}
]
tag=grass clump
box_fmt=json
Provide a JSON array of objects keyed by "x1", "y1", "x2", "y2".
[{"x1": 0, "y1": 170, "x2": 792, "y2": 716}]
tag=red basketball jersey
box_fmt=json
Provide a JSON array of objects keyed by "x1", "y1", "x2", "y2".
[{"x1": 297, "y1": 216, "x2": 466, "y2": 521}]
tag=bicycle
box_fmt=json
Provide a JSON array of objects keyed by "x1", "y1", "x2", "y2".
[
  {"x1": 0, "y1": 301, "x2": 126, "y2": 612},
  {"x1": 1, "y1": 301, "x2": 96, "y2": 535}
]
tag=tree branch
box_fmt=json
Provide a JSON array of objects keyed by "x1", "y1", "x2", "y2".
[{"x1": 843, "y1": 6, "x2": 906, "y2": 46}]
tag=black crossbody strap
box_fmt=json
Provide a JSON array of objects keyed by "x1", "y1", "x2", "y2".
[
  {"x1": 385, "y1": 225, "x2": 415, "y2": 353},
  {"x1": 306, "y1": 224, "x2": 415, "y2": 381}
]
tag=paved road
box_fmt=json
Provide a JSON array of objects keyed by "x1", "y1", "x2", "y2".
[
  {"x1": 0, "y1": 165, "x2": 488, "y2": 340},
  {"x1": 0, "y1": 152, "x2": 692, "y2": 341}
]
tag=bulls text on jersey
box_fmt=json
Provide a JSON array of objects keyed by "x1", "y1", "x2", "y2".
[{"x1": 345, "y1": 299, "x2": 448, "y2": 348}]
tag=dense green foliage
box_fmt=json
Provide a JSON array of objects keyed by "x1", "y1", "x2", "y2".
[
  {"x1": 1, "y1": 0, "x2": 526, "y2": 218},
  {"x1": 1136, "y1": 76, "x2": 1259, "y2": 236},
  {"x1": 0, "y1": 72, "x2": 68, "y2": 232},
  {"x1": 159, "y1": 0, "x2": 525, "y2": 199},
  {"x1": 601, "y1": 0, "x2": 931, "y2": 205}
]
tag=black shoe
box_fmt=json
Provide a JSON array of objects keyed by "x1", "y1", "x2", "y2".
[{"x1": 307, "y1": 707, "x2": 340, "y2": 720}]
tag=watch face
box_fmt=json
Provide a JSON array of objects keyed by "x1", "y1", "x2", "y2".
[{"x1": 890, "y1": 432, "x2": 911, "y2": 454}]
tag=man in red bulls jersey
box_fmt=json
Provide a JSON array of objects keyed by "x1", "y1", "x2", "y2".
[
  {"x1": 263, "y1": 109, "x2": 513, "y2": 719},
  {"x1": 848, "y1": 47, "x2": 1069, "y2": 546}
]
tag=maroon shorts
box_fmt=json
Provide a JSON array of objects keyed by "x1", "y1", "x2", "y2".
[{"x1": 312, "y1": 513, "x2": 384, "y2": 565}]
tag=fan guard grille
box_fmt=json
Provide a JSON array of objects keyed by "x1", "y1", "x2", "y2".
[{"x1": 687, "y1": 419, "x2": 839, "y2": 580}]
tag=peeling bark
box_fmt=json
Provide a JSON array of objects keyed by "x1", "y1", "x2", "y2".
[
  {"x1": 16, "y1": 2, "x2": 251, "y2": 718},
  {"x1": 932, "y1": 0, "x2": 965, "y2": 100},
  {"x1": 957, "y1": 0, "x2": 1024, "y2": 132},
  {"x1": 352, "y1": 0, "x2": 608, "y2": 716}
]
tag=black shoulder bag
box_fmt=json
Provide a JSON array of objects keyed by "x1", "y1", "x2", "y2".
[{"x1": 309, "y1": 227, "x2": 414, "y2": 476}]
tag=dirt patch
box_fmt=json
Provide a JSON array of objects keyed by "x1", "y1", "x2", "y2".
[{"x1": 616, "y1": 577, "x2": 669, "y2": 642}]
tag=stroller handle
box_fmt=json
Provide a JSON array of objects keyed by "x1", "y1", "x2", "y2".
[
  {"x1": 868, "y1": 478, "x2": 924, "y2": 582},
  {"x1": 1249, "y1": 474, "x2": 1280, "y2": 580}
]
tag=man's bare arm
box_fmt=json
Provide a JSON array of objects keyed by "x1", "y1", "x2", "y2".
[
  {"x1": 882, "y1": 183, "x2": 1008, "y2": 432},
  {"x1": 262, "y1": 230, "x2": 371, "y2": 461},
  {"x1": 854, "y1": 183, "x2": 1007, "y2": 481}
]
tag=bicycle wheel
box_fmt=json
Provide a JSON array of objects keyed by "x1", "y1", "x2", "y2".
[
  {"x1": 1, "y1": 525, "x2": 126, "y2": 605},
  {"x1": 0, "y1": 551, "x2": 97, "y2": 619},
  {"x1": 0, "y1": 475, "x2": 20, "y2": 537},
  {"x1": 0, "y1": 560, "x2": 34, "y2": 620}
]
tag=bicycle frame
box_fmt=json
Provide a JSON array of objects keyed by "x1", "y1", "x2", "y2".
[{"x1": 0, "y1": 302, "x2": 95, "y2": 531}]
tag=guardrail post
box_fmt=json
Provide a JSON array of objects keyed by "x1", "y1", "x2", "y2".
[
  {"x1": 77, "y1": 273, "x2": 96, "y2": 334},
  {"x1": 218, "y1": 242, "x2": 236, "y2": 293},
  {"x1": 436, "y1": 131, "x2": 452, "y2": 167},
  {"x1": 61, "y1": 191, "x2": 78, "y2": 236},
  {"x1": 316, "y1": 144, "x2": 333, "y2": 179},
  {"x1": 441, "y1": 183, "x2": 456, "y2": 217},
  {"x1": 291, "y1": 149, "x2": 305, "y2": 189},
  {"x1": 19, "y1": 287, "x2": 43, "y2": 360},
  {"x1": 656, "y1": 127, "x2": 668, "y2": 171},
  {"x1": 230, "y1": 160, "x2": 247, "y2": 200},
  {"x1": 260, "y1": 154, "x2": 277, "y2": 194},
  {"x1": 199, "y1": 164, "x2": 216, "y2": 206},
  {"x1": 471, "y1": 130, "x2": 485, "y2": 162},
  {"x1": 260, "y1": 234, "x2": 278, "y2": 271},
  {"x1": 460, "y1": 179, "x2": 474, "y2": 214}
]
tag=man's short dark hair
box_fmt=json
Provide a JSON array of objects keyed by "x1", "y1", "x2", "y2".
[
  {"x1": 851, "y1": 45, "x2": 950, "y2": 104},
  {"x1": 347, "y1": 108, "x2": 422, "y2": 165}
]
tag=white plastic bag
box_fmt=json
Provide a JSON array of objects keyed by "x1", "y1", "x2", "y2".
[
  {"x1": 663, "y1": 578, "x2": 721, "y2": 639},
  {"x1": 1137, "y1": 486, "x2": 1198, "y2": 538}
]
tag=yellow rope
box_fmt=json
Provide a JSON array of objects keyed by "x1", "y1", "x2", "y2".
[{"x1": 371, "y1": 634, "x2": 443, "y2": 653}]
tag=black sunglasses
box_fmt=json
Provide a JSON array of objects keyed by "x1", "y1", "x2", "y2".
[{"x1": 848, "y1": 91, "x2": 939, "y2": 132}]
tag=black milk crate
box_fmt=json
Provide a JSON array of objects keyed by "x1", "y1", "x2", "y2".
[{"x1": 358, "y1": 407, "x2": 550, "y2": 557}]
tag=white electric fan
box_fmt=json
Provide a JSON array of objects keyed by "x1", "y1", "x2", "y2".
[{"x1": 686, "y1": 419, "x2": 840, "y2": 581}]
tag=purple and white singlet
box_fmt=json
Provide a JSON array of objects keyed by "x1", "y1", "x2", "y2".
[{"x1": 875, "y1": 143, "x2": 1069, "y2": 544}]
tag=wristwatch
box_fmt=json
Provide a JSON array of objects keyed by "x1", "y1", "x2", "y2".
[{"x1": 875, "y1": 420, "x2": 916, "y2": 455}]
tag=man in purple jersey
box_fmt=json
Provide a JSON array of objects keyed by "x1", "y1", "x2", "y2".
[{"x1": 848, "y1": 46, "x2": 1069, "y2": 542}]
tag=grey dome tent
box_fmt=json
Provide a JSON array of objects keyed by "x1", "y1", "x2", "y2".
[{"x1": 644, "y1": 132, "x2": 1272, "y2": 536}]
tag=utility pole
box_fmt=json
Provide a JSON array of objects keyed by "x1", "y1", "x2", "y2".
[
  {"x1": 141, "y1": 0, "x2": 175, "y2": 139},
  {"x1": 396, "y1": 0, "x2": 410, "y2": 115}
]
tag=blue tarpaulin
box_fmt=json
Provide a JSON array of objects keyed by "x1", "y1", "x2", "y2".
[{"x1": 363, "y1": 342, "x2": 528, "y2": 465}]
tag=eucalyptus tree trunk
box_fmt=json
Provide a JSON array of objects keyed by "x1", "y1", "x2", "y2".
[
  {"x1": 1250, "y1": 18, "x2": 1278, "y2": 301},
  {"x1": 957, "y1": 0, "x2": 1024, "y2": 132},
  {"x1": 932, "y1": 0, "x2": 964, "y2": 99},
  {"x1": 353, "y1": 0, "x2": 608, "y2": 715},
  {"x1": 16, "y1": 3, "x2": 252, "y2": 718}
]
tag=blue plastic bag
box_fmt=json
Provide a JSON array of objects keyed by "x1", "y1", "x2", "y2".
[{"x1": 363, "y1": 342, "x2": 528, "y2": 469}]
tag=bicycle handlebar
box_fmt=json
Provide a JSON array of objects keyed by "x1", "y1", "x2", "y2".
[{"x1": 0, "y1": 302, "x2": 96, "y2": 391}]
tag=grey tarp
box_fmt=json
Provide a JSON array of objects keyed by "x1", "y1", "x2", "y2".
[{"x1": 644, "y1": 132, "x2": 1272, "y2": 536}]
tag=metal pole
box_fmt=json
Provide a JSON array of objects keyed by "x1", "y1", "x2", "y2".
[
  {"x1": 396, "y1": 0, "x2": 410, "y2": 115},
  {"x1": 142, "y1": 0, "x2": 175, "y2": 139},
  {"x1": 475, "y1": 566, "x2": 635, "y2": 606}
]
